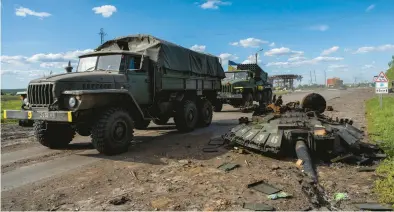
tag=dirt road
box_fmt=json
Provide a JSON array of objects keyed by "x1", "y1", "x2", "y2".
[{"x1": 1, "y1": 88, "x2": 377, "y2": 211}]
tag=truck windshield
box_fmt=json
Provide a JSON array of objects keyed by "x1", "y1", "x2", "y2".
[
  {"x1": 224, "y1": 72, "x2": 248, "y2": 80},
  {"x1": 77, "y1": 55, "x2": 122, "y2": 72}
]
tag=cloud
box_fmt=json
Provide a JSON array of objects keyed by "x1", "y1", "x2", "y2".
[
  {"x1": 92, "y1": 5, "x2": 117, "y2": 17},
  {"x1": 321, "y1": 46, "x2": 339, "y2": 56},
  {"x1": 15, "y1": 7, "x2": 51, "y2": 19},
  {"x1": 1, "y1": 55, "x2": 28, "y2": 65},
  {"x1": 309, "y1": 24, "x2": 329, "y2": 31},
  {"x1": 366, "y1": 4, "x2": 375, "y2": 12},
  {"x1": 190, "y1": 44, "x2": 206, "y2": 52},
  {"x1": 344, "y1": 48, "x2": 352, "y2": 52},
  {"x1": 1, "y1": 69, "x2": 56, "y2": 79},
  {"x1": 40, "y1": 62, "x2": 77, "y2": 69},
  {"x1": 288, "y1": 56, "x2": 306, "y2": 62},
  {"x1": 266, "y1": 56, "x2": 343, "y2": 68},
  {"x1": 230, "y1": 38, "x2": 268, "y2": 48},
  {"x1": 264, "y1": 47, "x2": 304, "y2": 57},
  {"x1": 242, "y1": 54, "x2": 261, "y2": 64},
  {"x1": 269, "y1": 42, "x2": 275, "y2": 47},
  {"x1": 219, "y1": 53, "x2": 239, "y2": 61},
  {"x1": 199, "y1": 0, "x2": 231, "y2": 9},
  {"x1": 362, "y1": 61, "x2": 376, "y2": 69},
  {"x1": 353, "y1": 44, "x2": 394, "y2": 54},
  {"x1": 26, "y1": 49, "x2": 94, "y2": 63},
  {"x1": 328, "y1": 64, "x2": 348, "y2": 69}
]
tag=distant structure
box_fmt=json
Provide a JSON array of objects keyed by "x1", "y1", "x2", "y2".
[
  {"x1": 65, "y1": 61, "x2": 73, "y2": 73},
  {"x1": 327, "y1": 77, "x2": 343, "y2": 88},
  {"x1": 98, "y1": 28, "x2": 107, "y2": 44},
  {"x1": 269, "y1": 74, "x2": 302, "y2": 90}
]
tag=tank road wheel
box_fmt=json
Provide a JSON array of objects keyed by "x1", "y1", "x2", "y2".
[
  {"x1": 213, "y1": 100, "x2": 223, "y2": 112},
  {"x1": 197, "y1": 99, "x2": 213, "y2": 127},
  {"x1": 174, "y1": 100, "x2": 198, "y2": 132},
  {"x1": 153, "y1": 116, "x2": 170, "y2": 125},
  {"x1": 134, "y1": 119, "x2": 151, "y2": 130},
  {"x1": 91, "y1": 108, "x2": 134, "y2": 155},
  {"x1": 34, "y1": 121, "x2": 75, "y2": 149}
]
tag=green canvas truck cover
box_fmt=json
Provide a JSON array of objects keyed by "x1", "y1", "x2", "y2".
[{"x1": 95, "y1": 34, "x2": 225, "y2": 78}]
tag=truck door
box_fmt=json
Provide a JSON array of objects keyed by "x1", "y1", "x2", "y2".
[{"x1": 126, "y1": 56, "x2": 151, "y2": 105}]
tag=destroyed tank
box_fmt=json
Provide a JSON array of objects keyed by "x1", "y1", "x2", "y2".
[{"x1": 222, "y1": 93, "x2": 385, "y2": 181}]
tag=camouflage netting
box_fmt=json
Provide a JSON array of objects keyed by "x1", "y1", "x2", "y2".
[{"x1": 95, "y1": 34, "x2": 225, "y2": 78}]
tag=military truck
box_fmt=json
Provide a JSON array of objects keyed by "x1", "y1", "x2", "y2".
[
  {"x1": 214, "y1": 63, "x2": 272, "y2": 112},
  {"x1": 4, "y1": 34, "x2": 225, "y2": 155}
]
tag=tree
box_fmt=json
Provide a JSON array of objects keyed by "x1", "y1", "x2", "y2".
[{"x1": 389, "y1": 55, "x2": 394, "y2": 68}]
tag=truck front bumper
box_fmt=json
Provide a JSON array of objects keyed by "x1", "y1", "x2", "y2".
[
  {"x1": 217, "y1": 92, "x2": 243, "y2": 99},
  {"x1": 3, "y1": 110, "x2": 73, "y2": 123}
]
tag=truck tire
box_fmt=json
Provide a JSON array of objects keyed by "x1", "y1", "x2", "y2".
[
  {"x1": 213, "y1": 100, "x2": 223, "y2": 112},
  {"x1": 197, "y1": 99, "x2": 213, "y2": 127},
  {"x1": 174, "y1": 100, "x2": 198, "y2": 132},
  {"x1": 34, "y1": 121, "x2": 75, "y2": 149},
  {"x1": 134, "y1": 120, "x2": 151, "y2": 130},
  {"x1": 91, "y1": 108, "x2": 134, "y2": 155},
  {"x1": 266, "y1": 89, "x2": 273, "y2": 104},
  {"x1": 153, "y1": 117, "x2": 170, "y2": 125}
]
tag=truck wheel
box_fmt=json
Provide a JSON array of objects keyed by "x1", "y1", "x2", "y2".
[
  {"x1": 153, "y1": 117, "x2": 170, "y2": 125},
  {"x1": 213, "y1": 101, "x2": 223, "y2": 112},
  {"x1": 91, "y1": 108, "x2": 133, "y2": 155},
  {"x1": 34, "y1": 121, "x2": 75, "y2": 149},
  {"x1": 174, "y1": 100, "x2": 198, "y2": 132},
  {"x1": 197, "y1": 99, "x2": 213, "y2": 127},
  {"x1": 134, "y1": 120, "x2": 151, "y2": 130},
  {"x1": 266, "y1": 90, "x2": 273, "y2": 104}
]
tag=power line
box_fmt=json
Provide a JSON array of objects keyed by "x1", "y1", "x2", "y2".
[{"x1": 98, "y1": 28, "x2": 107, "y2": 44}]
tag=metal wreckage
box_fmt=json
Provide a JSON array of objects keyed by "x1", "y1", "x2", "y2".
[{"x1": 222, "y1": 93, "x2": 386, "y2": 181}]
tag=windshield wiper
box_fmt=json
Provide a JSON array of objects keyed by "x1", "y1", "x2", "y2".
[{"x1": 84, "y1": 66, "x2": 96, "y2": 72}]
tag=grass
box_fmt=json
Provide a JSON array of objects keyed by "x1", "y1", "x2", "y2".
[
  {"x1": 365, "y1": 96, "x2": 394, "y2": 204},
  {"x1": 1, "y1": 95, "x2": 21, "y2": 124},
  {"x1": 273, "y1": 90, "x2": 290, "y2": 96}
]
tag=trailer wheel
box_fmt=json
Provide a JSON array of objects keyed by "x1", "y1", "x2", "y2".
[
  {"x1": 91, "y1": 108, "x2": 133, "y2": 155},
  {"x1": 174, "y1": 100, "x2": 198, "y2": 132},
  {"x1": 134, "y1": 119, "x2": 151, "y2": 130},
  {"x1": 34, "y1": 121, "x2": 75, "y2": 148},
  {"x1": 213, "y1": 100, "x2": 223, "y2": 112},
  {"x1": 197, "y1": 99, "x2": 213, "y2": 127}
]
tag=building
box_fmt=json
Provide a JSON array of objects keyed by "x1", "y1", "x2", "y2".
[{"x1": 327, "y1": 77, "x2": 343, "y2": 88}]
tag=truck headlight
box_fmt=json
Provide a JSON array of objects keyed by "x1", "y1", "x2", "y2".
[
  {"x1": 23, "y1": 98, "x2": 29, "y2": 105},
  {"x1": 69, "y1": 97, "x2": 77, "y2": 108}
]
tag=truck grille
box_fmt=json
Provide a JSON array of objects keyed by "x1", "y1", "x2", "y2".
[
  {"x1": 28, "y1": 84, "x2": 54, "y2": 107},
  {"x1": 221, "y1": 84, "x2": 233, "y2": 93}
]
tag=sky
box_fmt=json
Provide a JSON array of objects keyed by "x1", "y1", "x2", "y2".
[{"x1": 1, "y1": 0, "x2": 394, "y2": 89}]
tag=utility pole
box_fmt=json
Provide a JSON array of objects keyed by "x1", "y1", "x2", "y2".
[
  {"x1": 309, "y1": 70, "x2": 313, "y2": 85},
  {"x1": 324, "y1": 69, "x2": 327, "y2": 87},
  {"x1": 314, "y1": 70, "x2": 317, "y2": 84},
  {"x1": 255, "y1": 48, "x2": 264, "y2": 64},
  {"x1": 98, "y1": 28, "x2": 107, "y2": 44}
]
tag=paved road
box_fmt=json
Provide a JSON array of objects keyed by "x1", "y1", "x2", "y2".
[{"x1": 1, "y1": 89, "x2": 342, "y2": 192}]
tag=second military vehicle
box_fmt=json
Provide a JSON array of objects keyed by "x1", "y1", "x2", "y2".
[
  {"x1": 4, "y1": 34, "x2": 225, "y2": 155},
  {"x1": 214, "y1": 63, "x2": 272, "y2": 112}
]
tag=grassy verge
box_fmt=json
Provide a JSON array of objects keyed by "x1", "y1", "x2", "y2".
[
  {"x1": 273, "y1": 90, "x2": 290, "y2": 96},
  {"x1": 1, "y1": 95, "x2": 21, "y2": 124},
  {"x1": 365, "y1": 96, "x2": 394, "y2": 204}
]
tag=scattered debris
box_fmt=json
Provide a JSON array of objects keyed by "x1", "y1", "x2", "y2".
[
  {"x1": 217, "y1": 163, "x2": 240, "y2": 172},
  {"x1": 108, "y1": 196, "x2": 130, "y2": 205},
  {"x1": 296, "y1": 159, "x2": 304, "y2": 168},
  {"x1": 357, "y1": 166, "x2": 377, "y2": 172},
  {"x1": 267, "y1": 191, "x2": 292, "y2": 200},
  {"x1": 326, "y1": 106, "x2": 334, "y2": 111},
  {"x1": 331, "y1": 154, "x2": 354, "y2": 163},
  {"x1": 202, "y1": 147, "x2": 219, "y2": 153},
  {"x1": 334, "y1": 193, "x2": 348, "y2": 201},
  {"x1": 354, "y1": 203, "x2": 393, "y2": 211},
  {"x1": 208, "y1": 137, "x2": 226, "y2": 146},
  {"x1": 247, "y1": 181, "x2": 281, "y2": 195},
  {"x1": 242, "y1": 203, "x2": 275, "y2": 211},
  {"x1": 271, "y1": 164, "x2": 280, "y2": 170},
  {"x1": 244, "y1": 160, "x2": 250, "y2": 167},
  {"x1": 178, "y1": 160, "x2": 190, "y2": 164}
]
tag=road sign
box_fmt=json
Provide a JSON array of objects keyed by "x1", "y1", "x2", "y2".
[
  {"x1": 375, "y1": 71, "x2": 388, "y2": 82},
  {"x1": 376, "y1": 88, "x2": 388, "y2": 94},
  {"x1": 373, "y1": 76, "x2": 378, "y2": 82},
  {"x1": 376, "y1": 82, "x2": 388, "y2": 88}
]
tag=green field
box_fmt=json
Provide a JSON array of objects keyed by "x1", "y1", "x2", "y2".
[
  {"x1": 366, "y1": 96, "x2": 394, "y2": 204},
  {"x1": 1, "y1": 95, "x2": 21, "y2": 124}
]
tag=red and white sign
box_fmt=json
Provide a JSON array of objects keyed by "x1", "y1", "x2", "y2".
[
  {"x1": 373, "y1": 76, "x2": 378, "y2": 82},
  {"x1": 375, "y1": 71, "x2": 389, "y2": 82}
]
